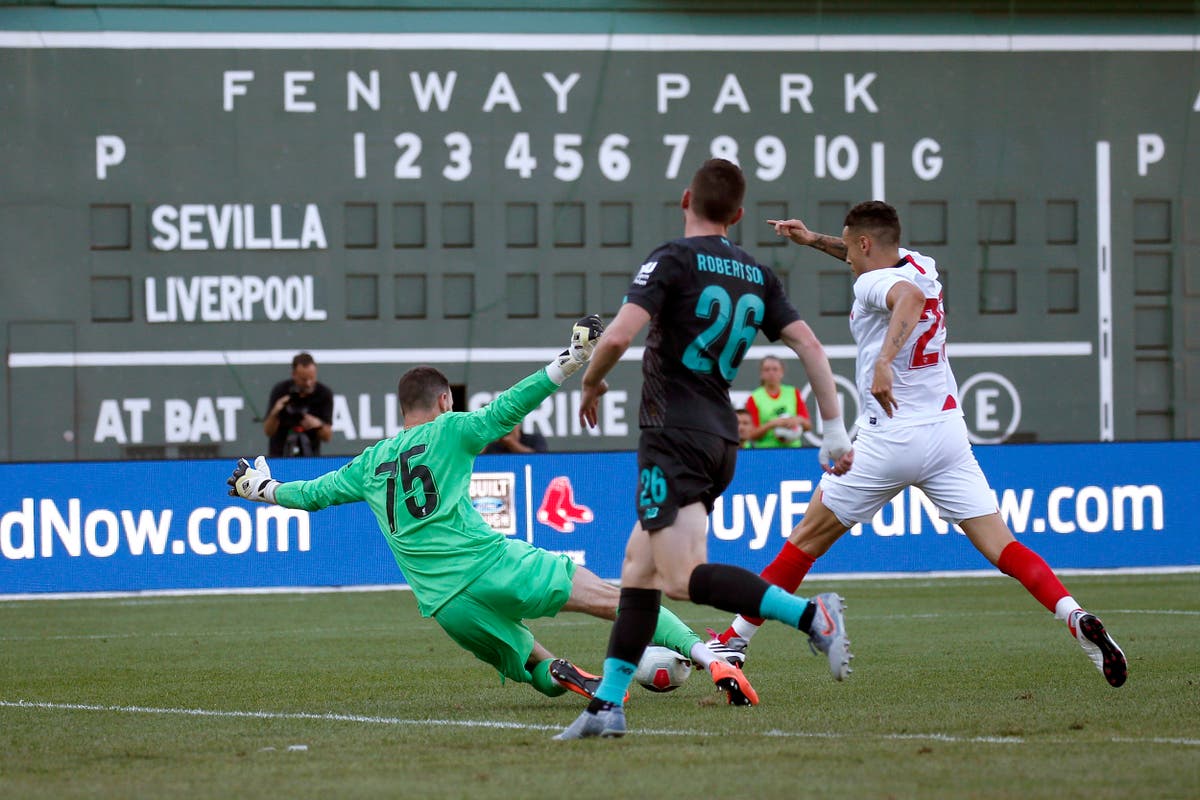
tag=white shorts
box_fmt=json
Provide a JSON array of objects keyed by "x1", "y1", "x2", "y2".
[{"x1": 818, "y1": 414, "x2": 998, "y2": 527}]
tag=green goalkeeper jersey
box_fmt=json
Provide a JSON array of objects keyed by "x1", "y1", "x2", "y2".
[{"x1": 273, "y1": 368, "x2": 558, "y2": 616}]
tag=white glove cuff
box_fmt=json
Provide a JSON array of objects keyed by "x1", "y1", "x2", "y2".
[{"x1": 545, "y1": 353, "x2": 583, "y2": 385}]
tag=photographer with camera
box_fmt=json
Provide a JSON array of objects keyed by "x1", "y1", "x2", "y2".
[{"x1": 263, "y1": 352, "x2": 334, "y2": 457}]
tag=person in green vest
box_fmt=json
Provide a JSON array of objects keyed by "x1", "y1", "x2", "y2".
[{"x1": 744, "y1": 356, "x2": 812, "y2": 447}]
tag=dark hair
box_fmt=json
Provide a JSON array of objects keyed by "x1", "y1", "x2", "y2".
[
  {"x1": 398, "y1": 366, "x2": 450, "y2": 414},
  {"x1": 843, "y1": 200, "x2": 901, "y2": 246},
  {"x1": 690, "y1": 158, "x2": 745, "y2": 225},
  {"x1": 291, "y1": 352, "x2": 316, "y2": 370},
  {"x1": 736, "y1": 407, "x2": 752, "y2": 416}
]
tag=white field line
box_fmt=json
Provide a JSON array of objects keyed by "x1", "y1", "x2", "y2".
[
  {"x1": 0, "y1": 583, "x2": 413, "y2": 603},
  {"x1": 2, "y1": 700, "x2": 1197, "y2": 747},
  {"x1": 534, "y1": 607, "x2": 1200, "y2": 628},
  {"x1": 1, "y1": 607, "x2": 1195, "y2": 642},
  {"x1": 539, "y1": 611, "x2": 1200, "y2": 631},
  {"x1": 0, "y1": 626, "x2": 399, "y2": 642},
  {"x1": 2, "y1": 565, "x2": 1195, "y2": 603}
]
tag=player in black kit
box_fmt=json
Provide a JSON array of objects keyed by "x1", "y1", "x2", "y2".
[{"x1": 555, "y1": 159, "x2": 856, "y2": 739}]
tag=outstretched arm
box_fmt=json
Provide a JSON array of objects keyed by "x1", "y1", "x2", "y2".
[
  {"x1": 779, "y1": 320, "x2": 853, "y2": 475},
  {"x1": 228, "y1": 455, "x2": 363, "y2": 511},
  {"x1": 462, "y1": 314, "x2": 605, "y2": 451},
  {"x1": 779, "y1": 321, "x2": 838, "y2": 421},
  {"x1": 767, "y1": 218, "x2": 848, "y2": 263},
  {"x1": 579, "y1": 303, "x2": 650, "y2": 428}
]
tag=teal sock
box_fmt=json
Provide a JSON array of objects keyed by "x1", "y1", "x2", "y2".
[
  {"x1": 594, "y1": 657, "x2": 637, "y2": 706},
  {"x1": 528, "y1": 659, "x2": 567, "y2": 698},
  {"x1": 758, "y1": 585, "x2": 810, "y2": 629}
]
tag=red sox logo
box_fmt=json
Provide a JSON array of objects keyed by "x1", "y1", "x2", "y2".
[{"x1": 536, "y1": 476, "x2": 593, "y2": 533}]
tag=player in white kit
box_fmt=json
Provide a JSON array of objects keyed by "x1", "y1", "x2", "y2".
[{"x1": 708, "y1": 201, "x2": 1127, "y2": 688}]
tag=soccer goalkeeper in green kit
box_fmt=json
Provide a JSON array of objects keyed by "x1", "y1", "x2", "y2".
[{"x1": 228, "y1": 315, "x2": 758, "y2": 706}]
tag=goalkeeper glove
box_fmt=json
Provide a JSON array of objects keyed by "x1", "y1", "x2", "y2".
[
  {"x1": 227, "y1": 456, "x2": 280, "y2": 504},
  {"x1": 818, "y1": 416, "x2": 853, "y2": 471},
  {"x1": 546, "y1": 314, "x2": 605, "y2": 385}
]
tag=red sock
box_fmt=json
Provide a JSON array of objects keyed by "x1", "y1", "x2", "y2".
[
  {"x1": 996, "y1": 541, "x2": 1069, "y2": 613},
  {"x1": 719, "y1": 542, "x2": 816, "y2": 638}
]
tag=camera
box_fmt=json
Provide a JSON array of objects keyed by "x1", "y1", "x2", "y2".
[
  {"x1": 277, "y1": 382, "x2": 318, "y2": 457},
  {"x1": 284, "y1": 384, "x2": 310, "y2": 419}
]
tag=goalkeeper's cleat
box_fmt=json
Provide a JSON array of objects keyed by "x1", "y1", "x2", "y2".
[
  {"x1": 553, "y1": 706, "x2": 626, "y2": 740},
  {"x1": 548, "y1": 659, "x2": 629, "y2": 703},
  {"x1": 806, "y1": 592, "x2": 853, "y2": 681},
  {"x1": 709, "y1": 660, "x2": 758, "y2": 706},
  {"x1": 705, "y1": 628, "x2": 748, "y2": 667},
  {"x1": 549, "y1": 658, "x2": 601, "y2": 700},
  {"x1": 1071, "y1": 611, "x2": 1127, "y2": 687}
]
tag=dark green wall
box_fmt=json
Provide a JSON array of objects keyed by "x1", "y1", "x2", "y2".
[{"x1": 1, "y1": 5, "x2": 1197, "y2": 460}]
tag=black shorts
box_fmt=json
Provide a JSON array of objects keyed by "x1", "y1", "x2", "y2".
[{"x1": 636, "y1": 428, "x2": 738, "y2": 531}]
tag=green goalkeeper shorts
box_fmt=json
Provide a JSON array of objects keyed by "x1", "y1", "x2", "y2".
[{"x1": 433, "y1": 538, "x2": 577, "y2": 684}]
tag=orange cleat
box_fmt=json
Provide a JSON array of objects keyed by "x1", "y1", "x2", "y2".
[{"x1": 710, "y1": 660, "x2": 758, "y2": 706}]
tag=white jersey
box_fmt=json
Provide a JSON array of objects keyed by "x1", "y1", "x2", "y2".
[{"x1": 849, "y1": 248, "x2": 962, "y2": 431}]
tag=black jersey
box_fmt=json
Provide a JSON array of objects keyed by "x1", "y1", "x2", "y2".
[{"x1": 624, "y1": 234, "x2": 801, "y2": 443}]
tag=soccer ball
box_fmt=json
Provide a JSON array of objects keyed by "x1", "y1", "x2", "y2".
[{"x1": 634, "y1": 646, "x2": 692, "y2": 692}]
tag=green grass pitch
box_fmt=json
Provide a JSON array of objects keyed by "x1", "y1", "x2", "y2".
[{"x1": 1, "y1": 573, "x2": 1196, "y2": 799}]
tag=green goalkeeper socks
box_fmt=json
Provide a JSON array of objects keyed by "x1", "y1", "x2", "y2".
[
  {"x1": 529, "y1": 659, "x2": 567, "y2": 697},
  {"x1": 651, "y1": 604, "x2": 703, "y2": 658}
]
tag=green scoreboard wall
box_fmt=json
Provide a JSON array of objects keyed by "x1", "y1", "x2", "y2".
[{"x1": 2, "y1": 6, "x2": 1198, "y2": 460}]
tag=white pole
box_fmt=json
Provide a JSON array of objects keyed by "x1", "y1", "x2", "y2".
[
  {"x1": 871, "y1": 142, "x2": 885, "y2": 201},
  {"x1": 1096, "y1": 141, "x2": 1114, "y2": 441},
  {"x1": 524, "y1": 463, "x2": 535, "y2": 544}
]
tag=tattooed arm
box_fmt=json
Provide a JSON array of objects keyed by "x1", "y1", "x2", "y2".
[
  {"x1": 766, "y1": 218, "x2": 849, "y2": 262},
  {"x1": 871, "y1": 281, "x2": 926, "y2": 417}
]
